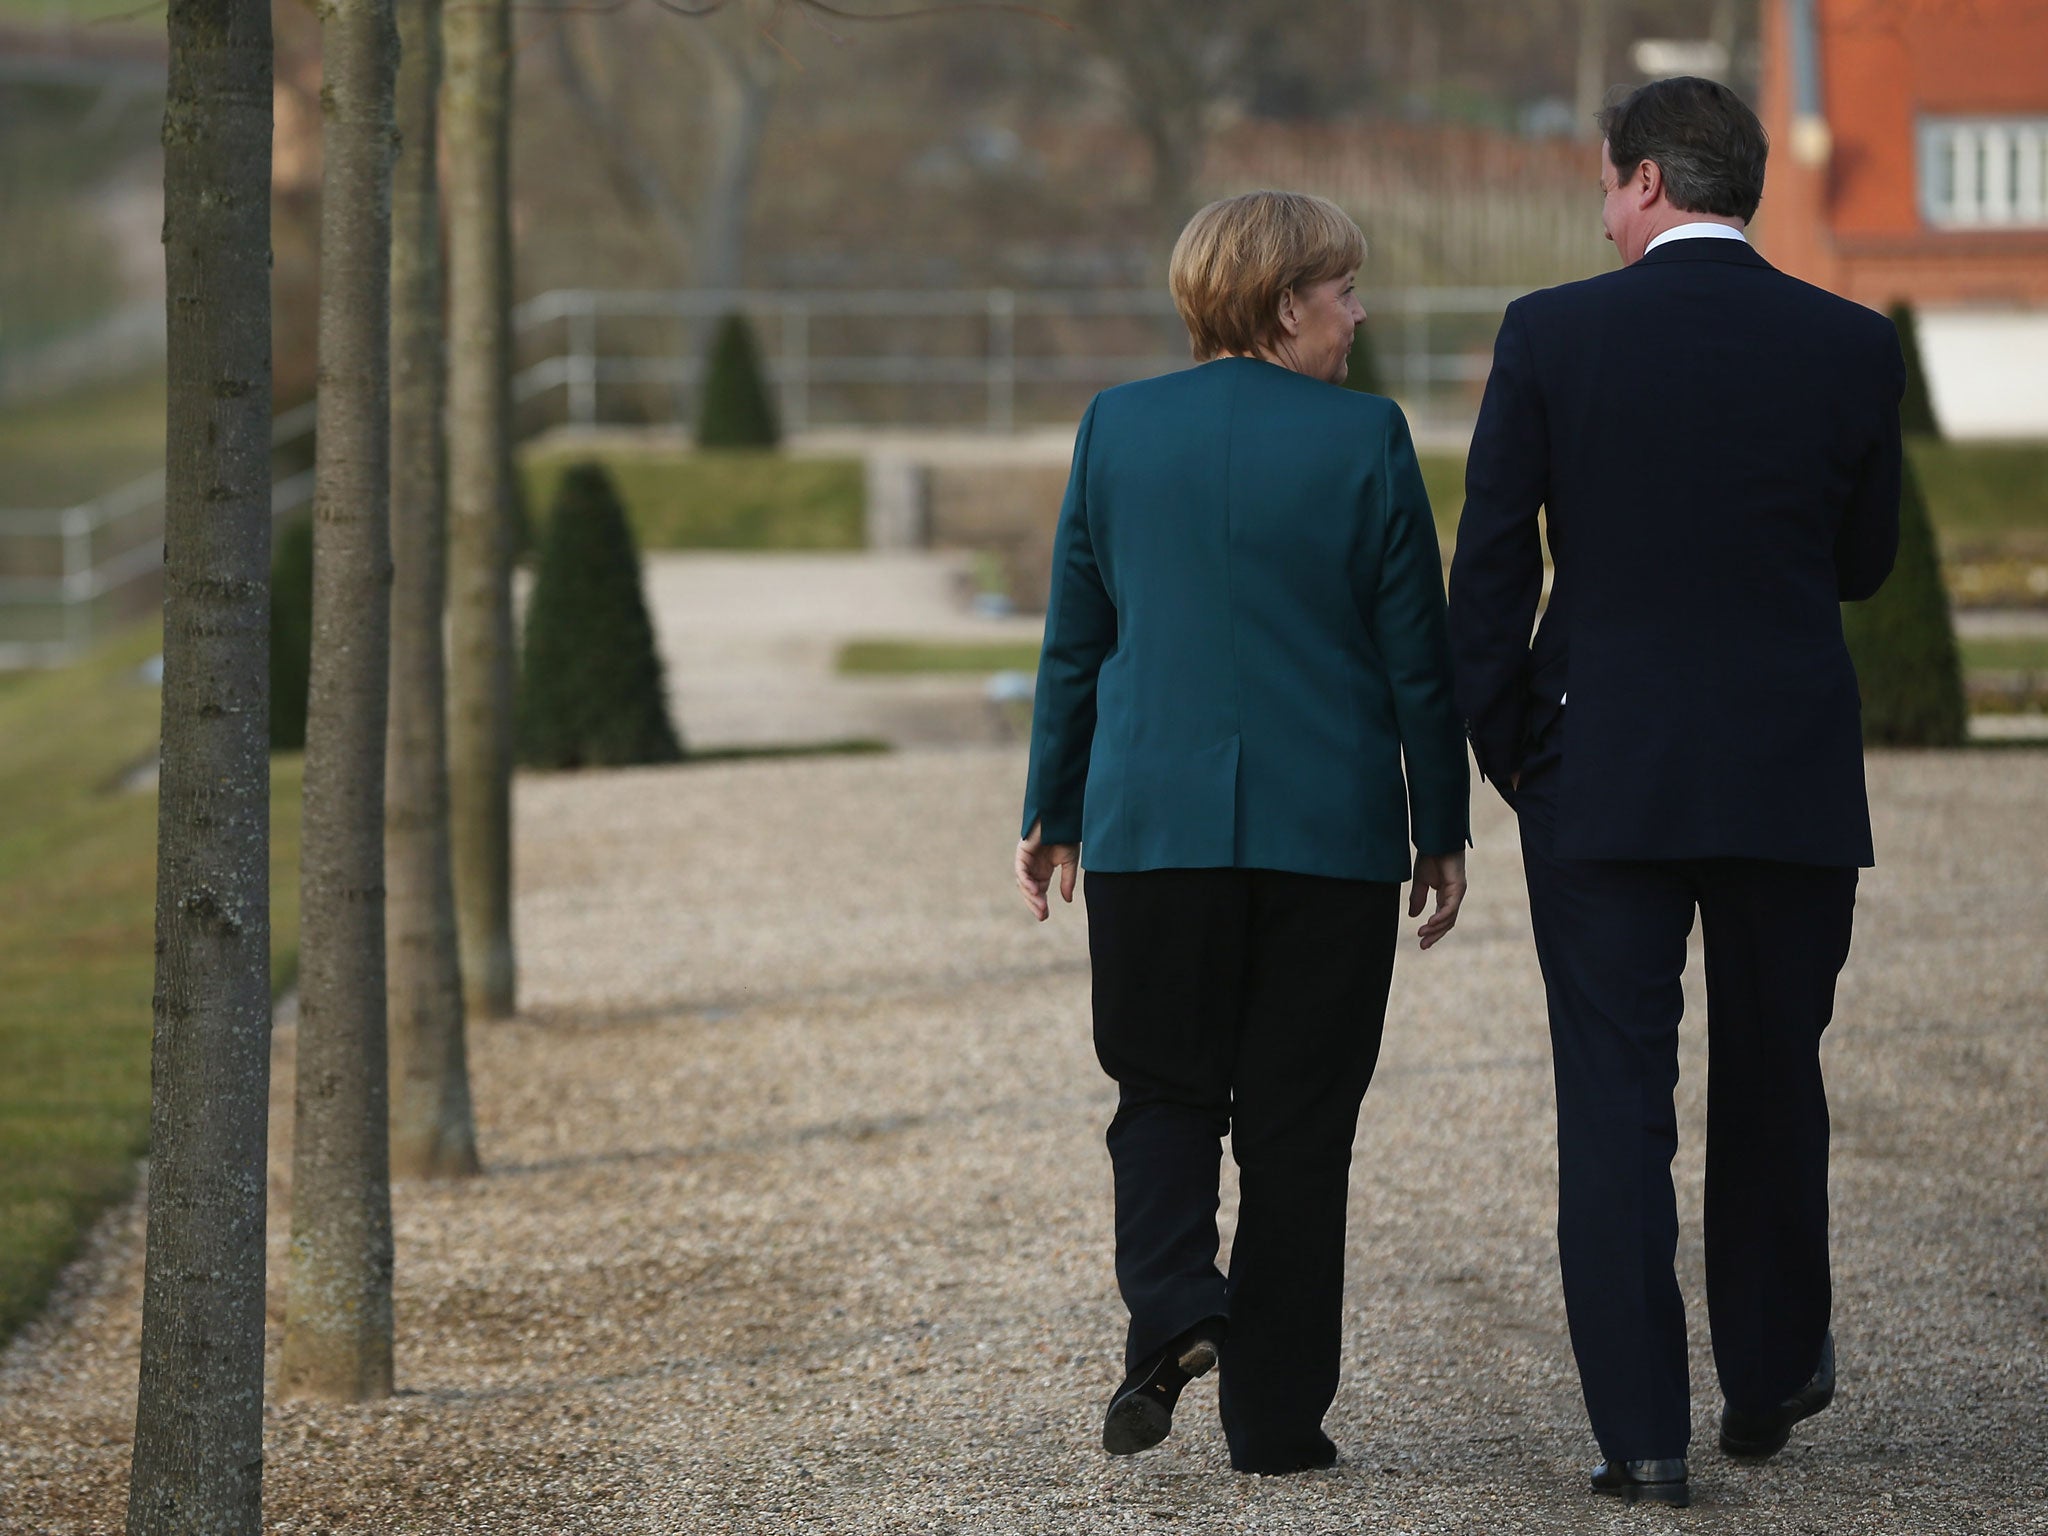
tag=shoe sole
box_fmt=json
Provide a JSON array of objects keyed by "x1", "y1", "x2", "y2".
[
  {"x1": 1722, "y1": 1337, "x2": 1836, "y2": 1460},
  {"x1": 1719, "y1": 1424, "x2": 1794, "y2": 1460},
  {"x1": 1178, "y1": 1340, "x2": 1219, "y2": 1376},
  {"x1": 1720, "y1": 1381, "x2": 1836, "y2": 1460},
  {"x1": 1592, "y1": 1480, "x2": 1690, "y2": 1509},
  {"x1": 1629, "y1": 1484, "x2": 1691, "y2": 1509},
  {"x1": 1101, "y1": 1341, "x2": 1219, "y2": 1456}
]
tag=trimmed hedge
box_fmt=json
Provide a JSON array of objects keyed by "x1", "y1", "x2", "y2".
[
  {"x1": 1889, "y1": 301, "x2": 1941, "y2": 441},
  {"x1": 520, "y1": 450, "x2": 863, "y2": 551},
  {"x1": 1845, "y1": 456, "x2": 1968, "y2": 747},
  {"x1": 1908, "y1": 441, "x2": 2048, "y2": 542},
  {"x1": 509, "y1": 464, "x2": 534, "y2": 569},
  {"x1": 1341, "y1": 322, "x2": 1387, "y2": 397},
  {"x1": 517, "y1": 461, "x2": 683, "y2": 769},
  {"x1": 269, "y1": 514, "x2": 313, "y2": 752},
  {"x1": 697, "y1": 312, "x2": 781, "y2": 450}
]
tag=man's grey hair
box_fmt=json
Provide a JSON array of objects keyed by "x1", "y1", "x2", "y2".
[{"x1": 1598, "y1": 77, "x2": 1769, "y2": 223}]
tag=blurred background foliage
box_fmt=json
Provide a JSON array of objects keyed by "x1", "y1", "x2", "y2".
[{"x1": 1, "y1": 0, "x2": 1761, "y2": 416}]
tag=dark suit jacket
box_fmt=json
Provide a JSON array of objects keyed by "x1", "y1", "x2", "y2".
[
  {"x1": 1447, "y1": 237, "x2": 1904, "y2": 867},
  {"x1": 1021, "y1": 356, "x2": 1469, "y2": 883}
]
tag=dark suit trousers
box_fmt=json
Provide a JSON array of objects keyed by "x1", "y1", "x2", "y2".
[
  {"x1": 1515, "y1": 742, "x2": 1856, "y2": 1461},
  {"x1": 1084, "y1": 867, "x2": 1399, "y2": 1472}
]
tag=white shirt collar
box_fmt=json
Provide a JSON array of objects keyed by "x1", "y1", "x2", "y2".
[{"x1": 1645, "y1": 222, "x2": 1750, "y2": 254}]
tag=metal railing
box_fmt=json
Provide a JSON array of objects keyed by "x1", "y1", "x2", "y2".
[
  {"x1": 1, "y1": 286, "x2": 1523, "y2": 667},
  {"x1": 0, "y1": 400, "x2": 317, "y2": 668},
  {"x1": 511, "y1": 285, "x2": 1524, "y2": 435}
]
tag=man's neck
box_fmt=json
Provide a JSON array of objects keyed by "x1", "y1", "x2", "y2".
[{"x1": 1633, "y1": 213, "x2": 1747, "y2": 263}]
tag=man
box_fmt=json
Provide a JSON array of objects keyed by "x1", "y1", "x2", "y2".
[{"x1": 1448, "y1": 77, "x2": 1902, "y2": 1509}]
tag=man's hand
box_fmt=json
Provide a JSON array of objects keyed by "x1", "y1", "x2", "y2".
[
  {"x1": 1016, "y1": 822, "x2": 1079, "y2": 922},
  {"x1": 1408, "y1": 850, "x2": 1468, "y2": 950}
]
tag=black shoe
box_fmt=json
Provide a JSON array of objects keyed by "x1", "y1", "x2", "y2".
[
  {"x1": 1101, "y1": 1319, "x2": 1224, "y2": 1456},
  {"x1": 1231, "y1": 1433, "x2": 1339, "y2": 1476},
  {"x1": 1590, "y1": 1457, "x2": 1690, "y2": 1508},
  {"x1": 1719, "y1": 1332, "x2": 1836, "y2": 1460}
]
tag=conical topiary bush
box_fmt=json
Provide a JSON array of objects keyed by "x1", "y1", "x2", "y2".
[
  {"x1": 508, "y1": 459, "x2": 535, "y2": 569},
  {"x1": 270, "y1": 514, "x2": 314, "y2": 751},
  {"x1": 1844, "y1": 455, "x2": 1967, "y2": 747},
  {"x1": 517, "y1": 461, "x2": 684, "y2": 769},
  {"x1": 696, "y1": 311, "x2": 781, "y2": 449},
  {"x1": 1341, "y1": 322, "x2": 1386, "y2": 396},
  {"x1": 1889, "y1": 300, "x2": 1941, "y2": 440}
]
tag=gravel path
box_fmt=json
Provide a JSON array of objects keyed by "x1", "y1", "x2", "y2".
[{"x1": 3, "y1": 748, "x2": 2045, "y2": 1534}]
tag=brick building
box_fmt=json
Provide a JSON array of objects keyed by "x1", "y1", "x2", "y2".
[{"x1": 1756, "y1": 0, "x2": 2048, "y2": 437}]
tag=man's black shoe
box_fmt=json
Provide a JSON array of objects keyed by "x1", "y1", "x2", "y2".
[
  {"x1": 1590, "y1": 1457, "x2": 1690, "y2": 1507},
  {"x1": 1231, "y1": 1433, "x2": 1339, "y2": 1476},
  {"x1": 1719, "y1": 1332, "x2": 1836, "y2": 1460},
  {"x1": 1101, "y1": 1319, "x2": 1224, "y2": 1456}
]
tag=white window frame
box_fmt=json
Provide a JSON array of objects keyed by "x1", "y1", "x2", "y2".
[{"x1": 1918, "y1": 116, "x2": 2048, "y2": 230}]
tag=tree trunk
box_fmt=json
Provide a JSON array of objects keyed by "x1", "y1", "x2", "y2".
[
  {"x1": 1574, "y1": 0, "x2": 1608, "y2": 138},
  {"x1": 548, "y1": 17, "x2": 695, "y2": 270},
  {"x1": 692, "y1": 36, "x2": 774, "y2": 296},
  {"x1": 279, "y1": 0, "x2": 399, "y2": 1402},
  {"x1": 686, "y1": 36, "x2": 773, "y2": 395},
  {"x1": 1135, "y1": 102, "x2": 1203, "y2": 260},
  {"x1": 386, "y1": 0, "x2": 480, "y2": 1180},
  {"x1": 125, "y1": 0, "x2": 274, "y2": 1526},
  {"x1": 1072, "y1": 0, "x2": 1234, "y2": 280},
  {"x1": 445, "y1": 0, "x2": 518, "y2": 1021}
]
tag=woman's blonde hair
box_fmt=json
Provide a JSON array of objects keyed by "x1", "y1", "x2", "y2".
[{"x1": 1168, "y1": 191, "x2": 1366, "y2": 362}]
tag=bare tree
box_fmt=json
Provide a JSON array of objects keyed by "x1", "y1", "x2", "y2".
[
  {"x1": 387, "y1": 0, "x2": 481, "y2": 1180},
  {"x1": 1574, "y1": 0, "x2": 1610, "y2": 137},
  {"x1": 688, "y1": 17, "x2": 777, "y2": 298},
  {"x1": 546, "y1": 15, "x2": 696, "y2": 276},
  {"x1": 279, "y1": 0, "x2": 400, "y2": 1402},
  {"x1": 548, "y1": 0, "x2": 777, "y2": 376},
  {"x1": 445, "y1": 0, "x2": 519, "y2": 1022},
  {"x1": 444, "y1": 0, "x2": 520, "y2": 1024},
  {"x1": 549, "y1": 0, "x2": 1057, "y2": 310},
  {"x1": 1064, "y1": 0, "x2": 1272, "y2": 252},
  {"x1": 125, "y1": 0, "x2": 274, "y2": 1526}
]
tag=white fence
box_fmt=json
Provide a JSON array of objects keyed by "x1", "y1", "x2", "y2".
[{"x1": 0, "y1": 286, "x2": 1522, "y2": 667}]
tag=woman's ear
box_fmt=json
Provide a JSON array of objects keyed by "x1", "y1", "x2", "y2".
[{"x1": 1275, "y1": 287, "x2": 1302, "y2": 339}]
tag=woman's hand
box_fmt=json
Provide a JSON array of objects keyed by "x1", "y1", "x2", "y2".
[
  {"x1": 1409, "y1": 850, "x2": 1467, "y2": 950},
  {"x1": 1016, "y1": 823, "x2": 1079, "y2": 922}
]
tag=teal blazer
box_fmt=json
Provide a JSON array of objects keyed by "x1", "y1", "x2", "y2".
[{"x1": 1020, "y1": 357, "x2": 1469, "y2": 882}]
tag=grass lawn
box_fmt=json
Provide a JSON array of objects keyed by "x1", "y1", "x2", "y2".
[
  {"x1": 0, "y1": 0, "x2": 158, "y2": 23},
  {"x1": 0, "y1": 623, "x2": 303, "y2": 1345},
  {"x1": 1960, "y1": 636, "x2": 2048, "y2": 672},
  {"x1": 1418, "y1": 454, "x2": 1466, "y2": 554},
  {"x1": 838, "y1": 639, "x2": 1043, "y2": 675},
  {"x1": 1910, "y1": 442, "x2": 2048, "y2": 547},
  {"x1": 0, "y1": 369, "x2": 166, "y2": 511},
  {"x1": 1418, "y1": 444, "x2": 2046, "y2": 566},
  {"x1": 522, "y1": 449, "x2": 864, "y2": 551}
]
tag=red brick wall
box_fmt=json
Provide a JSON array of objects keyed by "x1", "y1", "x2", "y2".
[{"x1": 1756, "y1": 0, "x2": 2048, "y2": 307}]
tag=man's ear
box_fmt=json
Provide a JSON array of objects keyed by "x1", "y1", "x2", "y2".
[
  {"x1": 1637, "y1": 159, "x2": 1664, "y2": 210},
  {"x1": 1275, "y1": 287, "x2": 1302, "y2": 339}
]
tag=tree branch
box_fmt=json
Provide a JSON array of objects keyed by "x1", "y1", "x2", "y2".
[{"x1": 547, "y1": 16, "x2": 697, "y2": 259}]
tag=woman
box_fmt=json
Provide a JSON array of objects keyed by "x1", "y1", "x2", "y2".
[{"x1": 1014, "y1": 190, "x2": 1469, "y2": 1475}]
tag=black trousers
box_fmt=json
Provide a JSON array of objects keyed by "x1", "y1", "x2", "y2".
[
  {"x1": 1084, "y1": 866, "x2": 1399, "y2": 1473},
  {"x1": 1516, "y1": 747, "x2": 1856, "y2": 1462}
]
